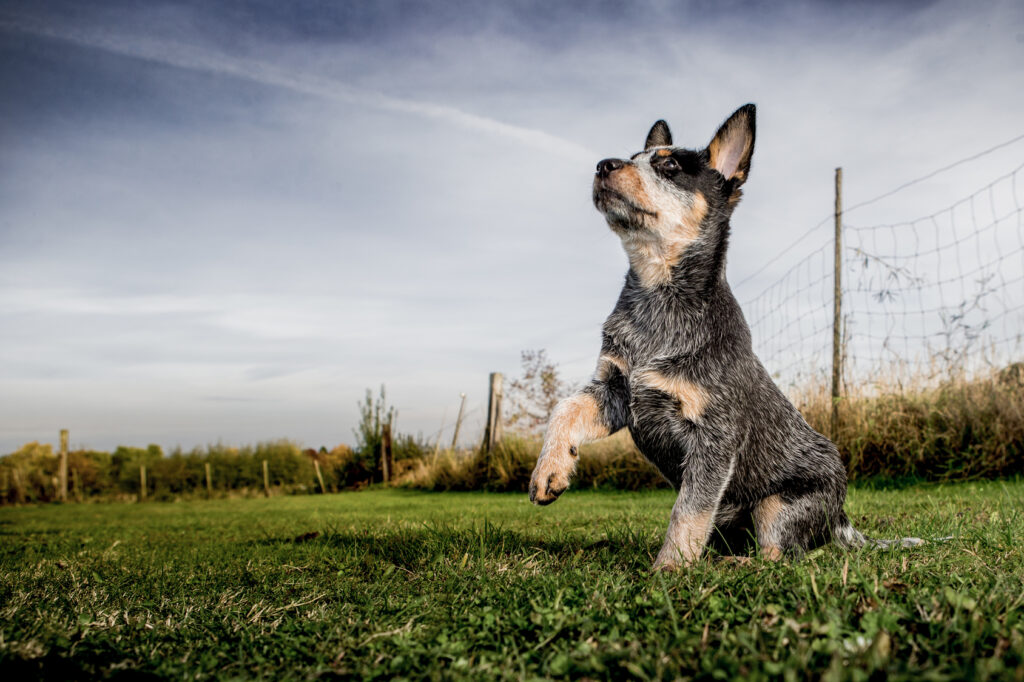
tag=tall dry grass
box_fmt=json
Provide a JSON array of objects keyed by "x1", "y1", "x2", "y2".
[
  {"x1": 799, "y1": 363, "x2": 1024, "y2": 481},
  {"x1": 400, "y1": 430, "x2": 669, "y2": 492},
  {"x1": 404, "y1": 363, "x2": 1024, "y2": 491}
]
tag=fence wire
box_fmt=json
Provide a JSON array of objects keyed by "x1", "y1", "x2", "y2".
[{"x1": 743, "y1": 159, "x2": 1024, "y2": 392}]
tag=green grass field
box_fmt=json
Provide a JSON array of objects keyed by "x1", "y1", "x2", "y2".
[{"x1": 1, "y1": 484, "x2": 1022, "y2": 680}]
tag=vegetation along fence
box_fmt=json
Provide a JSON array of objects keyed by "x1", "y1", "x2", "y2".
[{"x1": 740, "y1": 142, "x2": 1024, "y2": 402}]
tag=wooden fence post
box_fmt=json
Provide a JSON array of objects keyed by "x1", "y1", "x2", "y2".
[
  {"x1": 205, "y1": 462, "x2": 213, "y2": 497},
  {"x1": 12, "y1": 469, "x2": 23, "y2": 504},
  {"x1": 450, "y1": 392, "x2": 467, "y2": 451},
  {"x1": 58, "y1": 429, "x2": 68, "y2": 502},
  {"x1": 139, "y1": 465, "x2": 147, "y2": 502},
  {"x1": 482, "y1": 372, "x2": 504, "y2": 453},
  {"x1": 313, "y1": 459, "x2": 326, "y2": 493},
  {"x1": 831, "y1": 167, "x2": 843, "y2": 440},
  {"x1": 263, "y1": 459, "x2": 270, "y2": 497},
  {"x1": 381, "y1": 422, "x2": 393, "y2": 483}
]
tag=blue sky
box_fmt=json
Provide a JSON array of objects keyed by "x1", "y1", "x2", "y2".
[{"x1": 1, "y1": 0, "x2": 1023, "y2": 452}]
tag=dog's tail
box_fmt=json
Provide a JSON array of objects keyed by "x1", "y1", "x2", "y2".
[{"x1": 834, "y1": 519, "x2": 947, "y2": 549}]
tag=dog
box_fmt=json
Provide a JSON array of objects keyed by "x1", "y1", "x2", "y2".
[{"x1": 528, "y1": 104, "x2": 920, "y2": 570}]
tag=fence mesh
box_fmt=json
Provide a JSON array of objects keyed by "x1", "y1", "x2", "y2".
[{"x1": 741, "y1": 159, "x2": 1024, "y2": 393}]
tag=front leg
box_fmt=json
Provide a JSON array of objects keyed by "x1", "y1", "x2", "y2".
[
  {"x1": 653, "y1": 472, "x2": 732, "y2": 571},
  {"x1": 529, "y1": 355, "x2": 629, "y2": 505},
  {"x1": 630, "y1": 365, "x2": 735, "y2": 571},
  {"x1": 528, "y1": 392, "x2": 608, "y2": 505}
]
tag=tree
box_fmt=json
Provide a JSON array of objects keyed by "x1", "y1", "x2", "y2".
[{"x1": 505, "y1": 350, "x2": 573, "y2": 433}]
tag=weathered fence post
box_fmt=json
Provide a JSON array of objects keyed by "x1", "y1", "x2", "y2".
[
  {"x1": 139, "y1": 464, "x2": 147, "y2": 502},
  {"x1": 482, "y1": 373, "x2": 504, "y2": 453},
  {"x1": 58, "y1": 429, "x2": 68, "y2": 502},
  {"x1": 450, "y1": 392, "x2": 467, "y2": 451},
  {"x1": 831, "y1": 167, "x2": 843, "y2": 440},
  {"x1": 381, "y1": 421, "x2": 393, "y2": 483},
  {"x1": 262, "y1": 459, "x2": 270, "y2": 497},
  {"x1": 205, "y1": 462, "x2": 213, "y2": 497},
  {"x1": 313, "y1": 459, "x2": 326, "y2": 494},
  {"x1": 12, "y1": 469, "x2": 23, "y2": 504}
]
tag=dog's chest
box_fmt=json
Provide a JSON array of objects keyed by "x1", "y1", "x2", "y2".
[{"x1": 603, "y1": 288, "x2": 704, "y2": 372}]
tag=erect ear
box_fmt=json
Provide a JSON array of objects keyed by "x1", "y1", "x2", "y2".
[
  {"x1": 644, "y1": 120, "x2": 672, "y2": 150},
  {"x1": 707, "y1": 104, "x2": 756, "y2": 185}
]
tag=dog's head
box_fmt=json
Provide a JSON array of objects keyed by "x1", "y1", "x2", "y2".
[{"x1": 592, "y1": 104, "x2": 755, "y2": 287}]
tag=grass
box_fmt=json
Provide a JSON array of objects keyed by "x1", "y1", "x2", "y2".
[{"x1": 1, "y1": 484, "x2": 1022, "y2": 680}]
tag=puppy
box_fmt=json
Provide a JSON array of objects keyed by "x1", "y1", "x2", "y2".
[{"x1": 528, "y1": 105, "x2": 910, "y2": 569}]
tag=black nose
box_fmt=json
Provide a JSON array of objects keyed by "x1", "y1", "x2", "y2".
[{"x1": 596, "y1": 158, "x2": 624, "y2": 178}]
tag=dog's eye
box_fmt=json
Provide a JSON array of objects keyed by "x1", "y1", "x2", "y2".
[{"x1": 659, "y1": 157, "x2": 681, "y2": 172}]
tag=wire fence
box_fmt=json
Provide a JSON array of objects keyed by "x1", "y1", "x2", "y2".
[{"x1": 741, "y1": 150, "x2": 1024, "y2": 393}]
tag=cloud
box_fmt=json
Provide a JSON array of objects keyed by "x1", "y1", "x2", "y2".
[{"x1": 0, "y1": 13, "x2": 597, "y2": 162}]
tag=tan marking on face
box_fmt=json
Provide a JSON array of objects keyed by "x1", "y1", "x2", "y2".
[
  {"x1": 603, "y1": 165, "x2": 651, "y2": 209},
  {"x1": 636, "y1": 370, "x2": 709, "y2": 422},
  {"x1": 596, "y1": 353, "x2": 628, "y2": 381},
  {"x1": 655, "y1": 148, "x2": 672, "y2": 157}
]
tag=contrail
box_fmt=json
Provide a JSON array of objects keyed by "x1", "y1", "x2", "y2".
[{"x1": 0, "y1": 15, "x2": 597, "y2": 162}]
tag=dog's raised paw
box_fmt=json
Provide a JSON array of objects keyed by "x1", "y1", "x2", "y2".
[{"x1": 529, "y1": 468, "x2": 570, "y2": 505}]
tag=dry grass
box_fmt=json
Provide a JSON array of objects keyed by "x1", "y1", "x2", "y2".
[
  {"x1": 400, "y1": 430, "x2": 668, "y2": 492},
  {"x1": 405, "y1": 364, "x2": 1024, "y2": 491},
  {"x1": 799, "y1": 364, "x2": 1024, "y2": 481}
]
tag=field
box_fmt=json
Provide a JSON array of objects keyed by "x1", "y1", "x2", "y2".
[{"x1": 1, "y1": 484, "x2": 1022, "y2": 680}]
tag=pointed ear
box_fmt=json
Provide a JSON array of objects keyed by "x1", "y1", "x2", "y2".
[
  {"x1": 644, "y1": 120, "x2": 672, "y2": 149},
  {"x1": 708, "y1": 104, "x2": 756, "y2": 185}
]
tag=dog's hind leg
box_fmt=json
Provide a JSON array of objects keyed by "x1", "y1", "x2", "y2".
[
  {"x1": 752, "y1": 495, "x2": 795, "y2": 560},
  {"x1": 753, "y1": 485, "x2": 849, "y2": 557}
]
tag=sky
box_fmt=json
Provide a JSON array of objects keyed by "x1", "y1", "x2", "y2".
[{"x1": 1, "y1": 0, "x2": 1023, "y2": 453}]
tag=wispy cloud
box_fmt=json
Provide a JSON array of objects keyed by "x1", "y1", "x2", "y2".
[{"x1": 0, "y1": 14, "x2": 597, "y2": 162}]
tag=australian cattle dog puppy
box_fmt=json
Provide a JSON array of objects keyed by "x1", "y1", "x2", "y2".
[{"x1": 528, "y1": 104, "x2": 919, "y2": 570}]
